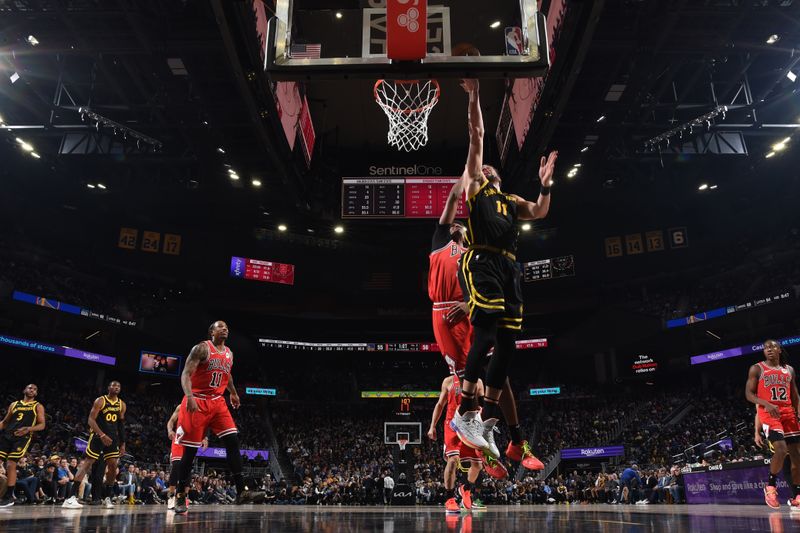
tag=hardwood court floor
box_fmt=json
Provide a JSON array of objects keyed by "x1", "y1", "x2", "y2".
[{"x1": 0, "y1": 503, "x2": 795, "y2": 532}]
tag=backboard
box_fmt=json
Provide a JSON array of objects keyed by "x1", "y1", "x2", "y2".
[
  {"x1": 264, "y1": 0, "x2": 549, "y2": 80},
  {"x1": 384, "y1": 421, "x2": 422, "y2": 445}
]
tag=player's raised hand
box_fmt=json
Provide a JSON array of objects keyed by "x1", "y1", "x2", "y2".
[
  {"x1": 460, "y1": 79, "x2": 479, "y2": 94},
  {"x1": 539, "y1": 151, "x2": 558, "y2": 186}
]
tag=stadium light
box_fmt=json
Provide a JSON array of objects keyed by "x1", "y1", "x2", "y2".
[
  {"x1": 217, "y1": 147, "x2": 225, "y2": 154},
  {"x1": 334, "y1": 225, "x2": 344, "y2": 234},
  {"x1": 596, "y1": 115, "x2": 606, "y2": 123},
  {"x1": 766, "y1": 151, "x2": 775, "y2": 158},
  {"x1": 335, "y1": 11, "x2": 343, "y2": 19},
  {"x1": 772, "y1": 141, "x2": 787, "y2": 152},
  {"x1": 30, "y1": 152, "x2": 40, "y2": 159},
  {"x1": 87, "y1": 184, "x2": 96, "y2": 189},
  {"x1": 521, "y1": 223, "x2": 531, "y2": 231},
  {"x1": 20, "y1": 142, "x2": 34, "y2": 152},
  {"x1": 251, "y1": 179, "x2": 262, "y2": 187},
  {"x1": 698, "y1": 184, "x2": 708, "y2": 191},
  {"x1": 581, "y1": 147, "x2": 589, "y2": 153},
  {"x1": 26, "y1": 35, "x2": 39, "y2": 46},
  {"x1": 229, "y1": 173, "x2": 240, "y2": 180},
  {"x1": 490, "y1": 21, "x2": 501, "y2": 29},
  {"x1": 278, "y1": 224, "x2": 287, "y2": 232},
  {"x1": 97, "y1": 183, "x2": 107, "y2": 189},
  {"x1": 709, "y1": 185, "x2": 718, "y2": 190},
  {"x1": 766, "y1": 34, "x2": 780, "y2": 44}
]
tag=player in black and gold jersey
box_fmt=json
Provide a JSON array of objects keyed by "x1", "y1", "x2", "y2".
[
  {"x1": 450, "y1": 78, "x2": 557, "y2": 462},
  {"x1": 0, "y1": 384, "x2": 45, "y2": 507},
  {"x1": 63, "y1": 381, "x2": 127, "y2": 509}
]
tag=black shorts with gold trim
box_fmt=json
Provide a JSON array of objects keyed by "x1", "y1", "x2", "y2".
[
  {"x1": 459, "y1": 248, "x2": 523, "y2": 330},
  {"x1": 0, "y1": 432, "x2": 32, "y2": 461},
  {"x1": 86, "y1": 432, "x2": 120, "y2": 460}
]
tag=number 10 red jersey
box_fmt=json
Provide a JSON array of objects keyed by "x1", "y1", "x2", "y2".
[
  {"x1": 756, "y1": 361, "x2": 793, "y2": 408},
  {"x1": 191, "y1": 340, "x2": 233, "y2": 396}
]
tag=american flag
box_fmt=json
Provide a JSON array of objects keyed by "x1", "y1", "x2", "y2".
[{"x1": 291, "y1": 43, "x2": 321, "y2": 59}]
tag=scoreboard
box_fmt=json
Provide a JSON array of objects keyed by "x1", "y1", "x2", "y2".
[
  {"x1": 230, "y1": 256, "x2": 295, "y2": 285},
  {"x1": 341, "y1": 177, "x2": 468, "y2": 219},
  {"x1": 523, "y1": 255, "x2": 576, "y2": 282}
]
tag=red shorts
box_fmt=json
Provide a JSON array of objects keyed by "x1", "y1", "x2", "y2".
[
  {"x1": 176, "y1": 395, "x2": 237, "y2": 447},
  {"x1": 432, "y1": 306, "x2": 473, "y2": 375},
  {"x1": 170, "y1": 440, "x2": 184, "y2": 462},
  {"x1": 759, "y1": 405, "x2": 800, "y2": 439},
  {"x1": 443, "y1": 418, "x2": 480, "y2": 462}
]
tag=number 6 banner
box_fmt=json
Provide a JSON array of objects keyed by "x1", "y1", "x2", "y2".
[{"x1": 387, "y1": 0, "x2": 427, "y2": 60}]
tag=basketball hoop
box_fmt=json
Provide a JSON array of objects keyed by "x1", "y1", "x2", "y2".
[
  {"x1": 397, "y1": 438, "x2": 409, "y2": 451},
  {"x1": 374, "y1": 79, "x2": 440, "y2": 152}
]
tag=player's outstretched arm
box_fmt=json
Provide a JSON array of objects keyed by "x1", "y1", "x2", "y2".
[
  {"x1": 746, "y1": 364, "x2": 779, "y2": 417},
  {"x1": 460, "y1": 79, "x2": 485, "y2": 199},
  {"x1": 513, "y1": 151, "x2": 558, "y2": 220},
  {"x1": 439, "y1": 178, "x2": 465, "y2": 225}
]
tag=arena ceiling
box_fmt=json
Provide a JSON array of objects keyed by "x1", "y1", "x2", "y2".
[{"x1": 1, "y1": 0, "x2": 799, "y2": 246}]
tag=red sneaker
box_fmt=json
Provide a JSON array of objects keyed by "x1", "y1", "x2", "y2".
[
  {"x1": 445, "y1": 497, "x2": 460, "y2": 514},
  {"x1": 765, "y1": 486, "x2": 780, "y2": 509},
  {"x1": 789, "y1": 494, "x2": 800, "y2": 510},
  {"x1": 458, "y1": 486, "x2": 472, "y2": 510},
  {"x1": 481, "y1": 453, "x2": 508, "y2": 480},
  {"x1": 506, "y1": 440, "x2": 545, "y2": 471}
]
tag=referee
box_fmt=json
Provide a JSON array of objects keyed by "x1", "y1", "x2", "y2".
[{"x1": 450, "y1": 78, "x2": 557, "y2": 460}]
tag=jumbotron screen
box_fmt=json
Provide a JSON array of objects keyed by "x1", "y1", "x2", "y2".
[{"x1": 341, "y1": 177, "x2": 467, "y2": 218}]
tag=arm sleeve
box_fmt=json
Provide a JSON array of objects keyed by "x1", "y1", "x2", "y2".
[{"x1": 431, "y1": 224, "x2": 452, "y2": 252}]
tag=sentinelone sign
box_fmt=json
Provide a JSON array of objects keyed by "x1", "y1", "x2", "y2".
[{"x1": 560, "y1": 446, "x2": 625, "y2": 460}]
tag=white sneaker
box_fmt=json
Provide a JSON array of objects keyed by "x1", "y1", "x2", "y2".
[
  {"x1": 450, "y1": 410, "x2": 490, "y2": 452},
  {"x1": 481, "y1": 417, "x2": 501, "y2": 459},
  {"x1": 167, "y1": 496, "x2": 175, "y2": 510},
  {"x1": 62, "y1": 496, "x2": 83, "y2": 509},
  {"x1": 104, "y1": 497, "x2": 114, "y2": 509}
]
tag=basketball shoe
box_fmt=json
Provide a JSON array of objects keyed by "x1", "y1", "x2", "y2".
[
  {"x1": 481, "y1": 418, "x2": 501, "y2": 459},
  {"x1": 481, "y1": 453, "x2": 508, "y2": 480},
  {"x1": 506, "y1": 441, "x2": 545, "y2": 470},
  {"x1": 445, "y1": 497, "x2": 460, "y2": 514},
  {"x1": 451, "y1": 411, "x2": 490, "y2": 452},
  {"x1": 458, "y1": 485, "x2": 472, "y2": 510},
  {"x1": 765, "y1": 486, "x2": 780, "y2": 509}
]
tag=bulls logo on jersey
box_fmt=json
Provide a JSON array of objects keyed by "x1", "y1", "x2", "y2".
[{"x1": 450, "y1": 244, "x2": 460, "y2": 257}]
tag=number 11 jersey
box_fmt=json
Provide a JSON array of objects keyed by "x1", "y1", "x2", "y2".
[{"x1": 191, "y1": 340, "x2": 233, "y2": 397}]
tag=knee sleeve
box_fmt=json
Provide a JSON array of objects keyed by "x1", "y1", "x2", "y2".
[
  {"x1": 168, "y1": 461, "x2": 180, "y2": 487},
  {"x1": 177, "y1": 446, "x2": 199, "y2": 491},
  {"x1": 485, "y1": 328, "x2": 516, "y2": 390},
  {"x1": 463, "y1": 321, "x2": 497, "y2": 384},
  {"x1": 222, "y1": 433, "x2": 243, "y2": 474}
]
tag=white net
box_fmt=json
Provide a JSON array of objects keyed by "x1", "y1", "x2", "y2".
[{"x1": 374, "y1": 79, "x2": 440, "y2": 152}]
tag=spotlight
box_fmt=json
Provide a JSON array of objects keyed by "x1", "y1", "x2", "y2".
[
  {"x1": 521, "y1": 223, "x2": 531, "y2": 231},
  {"x1": 217, "y1": 147, "x2": 226, "y2": 154},
  {"x1": 766, "y1": 34, "x2": 780, "y2": 44},
  {"x1": 596, "y1": 115, "x2": 606, "y2": 123},
  {"x1": 490, "y1": 21, "x2": 501, "y2": 29},
  {"x1": 229, "y1": 173, "x2": 240, "y2": 180},
  {"x1": 772, "y1": 141, "x2": 787, "y2": 152},
  {"x1": 251, "y1": 179, "x2": 262, "y2": 187},
  {"x1": 709, "y1": 185, "x2": 718, "y2": 190},
  {"x1": 788, "y1": 71, "x2": 797, "y2": 83},
  {"x1": 10, "y1": 72, "x2": 20, "y2": 84},
  {"x1": 335, "y1": 11, "x2": 343, "y2": 19},
  {"x1": 97, "y1": 183, "x2": 107, "y2": 189},
  {"x1": 698, "y1": 184, "x2": 708, "y2": 191},
  {"x1": 581, "y1": 147, "x2": 589, "y2": 153},
  {"x1": 781, "y1": 137, "x2": 791, "y2": 144},
  {"x1": 278, "y1": 224, "x2": 287, "y2": 232},
  {"x1": 766, "y1": 151, "x2": 775, "y2": 158},
  {"x1": 20, "y1": 142, "x2": 34, "y2": 152},
  {"x1": 26, "y1": 35, "x2": 39, "y2": 46},
  {"x1": 573, "y1": 163, "x2": 581, "y2": 168},
  {"x1": 334, "y1": 225, "x2": 344, "y2": 234},
  {"x1": 30, "y1": 152, "x2": 40, "y2": 159},
  {"x1": 87, "y1": 184, "x2": 96, "y2": 189}
]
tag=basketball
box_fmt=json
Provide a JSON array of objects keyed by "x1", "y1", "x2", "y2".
[{"x1": 452, "y1": 42, "x2": 481, "y2": 57}]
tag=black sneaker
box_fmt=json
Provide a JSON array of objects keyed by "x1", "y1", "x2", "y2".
[
  {"x1": 85, "y1": 499, "x2": 103, "y2": 506},
  {"x1": 0, "y1": 498, "x2": 14, "y2": 508},
  {"x1": 174, "y1": 494, "x2": 188, "y2": 514}
]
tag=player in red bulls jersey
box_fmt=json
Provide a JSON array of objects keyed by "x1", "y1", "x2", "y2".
[
  {"x1": 746, "y1": 339, "x2": 800, "y2": 509},
  {"x1": 173, "y1": 321, "x2": 260, "y2": 513},
  {"x1": 429, "y1": 374, "x2": 489, "y2": 513},
  {"x1": 165, "y1": 404, "x2": 208, "y2": 510}
]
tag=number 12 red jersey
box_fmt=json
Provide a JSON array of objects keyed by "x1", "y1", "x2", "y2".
[
  {"x1": 191, "y1": 340, "x2": 233, "y2": 396},
  {"x1": 756, "y1": 361, "x2": 794, "y2": 408}
]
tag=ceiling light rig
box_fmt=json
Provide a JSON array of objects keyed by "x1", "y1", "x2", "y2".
[
  {"x1": 644, "y1": 105, "x2": 728, "y2": 152},
  {"x1": 78, "y1": 107, "x2": 163, "y2": 152}
]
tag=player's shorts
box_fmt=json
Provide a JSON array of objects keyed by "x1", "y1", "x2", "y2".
[
  {"x1": 759, "y1": 405, "x2": 800, "y2": 442},
  {"x1": 85, "y1": 432, "x2": 120, "y2": 460},
  {"x1": 443, "y1": 418, "x2": 480, "y2": 463},
  {"x1": 432, "y1": 303, "x2": 473, "y2": 375},
  {"x1": 170, "y1": 439, "x2": 184, "y2": 462},
  {"x1": 176, "y1": 395, "x2": 237, "y2": 447},
  {"x1": 460, "y1": 248, "x2": 523, "y2": 330},
  {"x1": 0, "y1": 432, "x2": 32, "y2": 461}
]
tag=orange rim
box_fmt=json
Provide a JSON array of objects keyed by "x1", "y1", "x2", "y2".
[{"x1": 374, "y1": 79, "x2": 440, "y2": 115}]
